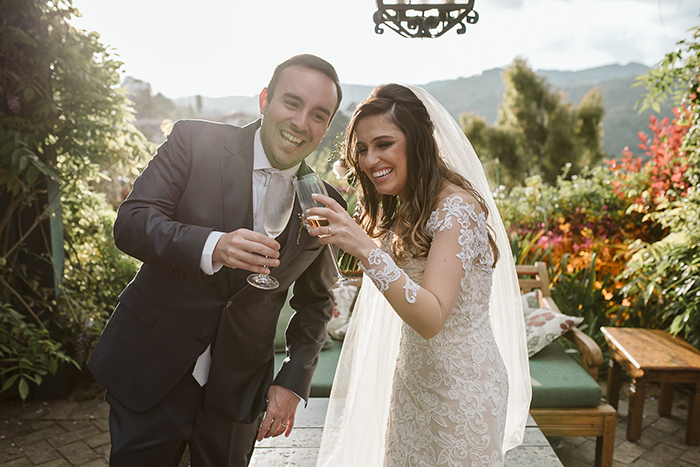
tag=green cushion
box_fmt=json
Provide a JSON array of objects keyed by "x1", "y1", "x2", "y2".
[
  {"x1": 529, "y1": 342, "x2": 601, "y2": 408},
  {"x1": 276, "y1": 332, "x2": 602, "y2": 405},
  {"x1": 274, "y1": 338, "x2": 342, "y2": 397}
]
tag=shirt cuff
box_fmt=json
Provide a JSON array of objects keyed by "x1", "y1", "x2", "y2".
[{"x1": 200, "y1": 231, "x2": 225, "y2": 275}]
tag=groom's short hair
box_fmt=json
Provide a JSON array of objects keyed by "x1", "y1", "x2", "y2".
[{"x1": 266, "y1": 54, "x2": 343, "y2": 120}]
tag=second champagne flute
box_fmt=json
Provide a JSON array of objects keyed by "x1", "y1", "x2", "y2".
[
  {"x1": 247, "y1": 172, "x2": 296, "y2": 290},
  {"x1": 295, "y1": 173, "x2": 358, "y2": 290}
]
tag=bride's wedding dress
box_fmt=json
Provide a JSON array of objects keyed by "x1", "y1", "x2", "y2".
[{"x1": 383, "y1": 196, "x2": 508, "y2": 467}]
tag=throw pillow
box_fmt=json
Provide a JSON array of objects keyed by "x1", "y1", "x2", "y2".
[
  {"x1": 522, "y1": 291, "x2": 583, "y2": 357},
  {"x1": 327, "y1": 283, "x2": 358, "y2": 340},
  {"x1": 521, "y1": 291, "x2": 540, "y2": 314}
]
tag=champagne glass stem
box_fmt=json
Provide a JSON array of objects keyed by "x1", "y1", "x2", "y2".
[
  {"x1": 326, "y1": 244, "x2": 358, "y2": 290},
  {"x1": 328, "y1": 244, "x2": 344, "y2": 277}
]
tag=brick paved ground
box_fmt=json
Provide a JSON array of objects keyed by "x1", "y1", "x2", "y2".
[
  {"x1": 0, "y1": 397, "x2": 190, "y2": 467},
  {"x1": 0, "y1": 381, "x2": 697, "y2": 466},
  {"x1": 0, "y1": 398, "x2": 110, "y2": 467},
  {"x1": 554, "y1": 382, "x2": 700, "y2": 467}
]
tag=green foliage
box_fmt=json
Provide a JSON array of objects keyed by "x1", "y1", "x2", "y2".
[
  {"x1": 0, "y1": 0, "x2": 149, "y2": 399},
  {"x1": 636, "y1": 25, "x2": 700, "y2": 113},
  {"x1": 509, "y1": 230, "x2": 551, "y2": 266},
  {"x1": 550, "y1": 253, "x2": 613, "y2": 346},
  {"x1": 614, "y1": 22, "x2": 700, "y2": 348},
  {"x1": 461, "y1": 113, "x2": 521, "y2": 188},
  {"x1": 498, "y1": 164, "x2": 648, "y2": 282},
  {"x1": 615, "y1": 120, "x2": 700, "y2": 346},
  {"x1": 0, "y1": 306, "x2": 76, "y2": 400},
  {"x1": 462, "y1": 58, "x2": 608, "y2": 186},
  {"x1": 58, "y1": 182, "x2": 141, "y2": 364}
]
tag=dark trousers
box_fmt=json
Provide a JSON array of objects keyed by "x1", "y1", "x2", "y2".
[{"x1": 107, "y1": 371, "x2": 264, "y2": 467}]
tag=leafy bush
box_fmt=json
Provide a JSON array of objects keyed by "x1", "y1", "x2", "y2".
[
  {"x1": 550, "y1": 253, "x2": 613, "y2": 346},
  {"x1": 612, "y1": 23, "x2": 700, "y2": 348},
  {"x1": 497, "y1": 165, "x2": 644, "y2": 304},
  {"x1": 57, "y1": 181, "x2": 141, "y2": 364},
  {"x1": 1, "y1": 0, "x2": 149, "y2": 399},
  {"x1": 0, "y1": 306, "x2": 76, "y2": 400}
]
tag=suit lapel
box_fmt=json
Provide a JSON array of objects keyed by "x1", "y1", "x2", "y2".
[
  {"x1": 220, "y1": 120, "x2": 259, "y2": 293},
  {"x1": 220, "y1": 120, "x2": 259, "y2": 234}
]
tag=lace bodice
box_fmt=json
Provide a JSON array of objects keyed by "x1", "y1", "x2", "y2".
[{"x1": 378, "y1": 196, "x2": 509, "y2": 467}]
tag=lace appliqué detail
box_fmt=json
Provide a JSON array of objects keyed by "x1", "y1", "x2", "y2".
[
  {"x1": 427, "y1": 196, "x2": 493, "y2": 289},
  {"x1": 361, "y1": 248, "x2": 420, "y2": 304}
]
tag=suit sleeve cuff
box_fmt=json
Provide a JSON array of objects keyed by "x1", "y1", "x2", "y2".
[{"x1": 200, "y1": 231, "x2": 225, "y2": 275}]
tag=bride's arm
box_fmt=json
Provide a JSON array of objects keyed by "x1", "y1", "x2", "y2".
[{"x1": 307, "y1": 193, "x2": 484, "y2": 340}]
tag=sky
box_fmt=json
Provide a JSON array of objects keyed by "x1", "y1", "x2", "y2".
[{"x1": 71, "y1": 0, "x2": 699, "y2": 99}]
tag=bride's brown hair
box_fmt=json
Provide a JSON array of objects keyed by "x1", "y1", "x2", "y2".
[{"x1": 345, "y1": 84, "x2": 499, "y2": 264}]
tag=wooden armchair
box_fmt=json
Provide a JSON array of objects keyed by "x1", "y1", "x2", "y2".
[{"x1": 517, "y1": 262, "x2": 617, "y2": 467}]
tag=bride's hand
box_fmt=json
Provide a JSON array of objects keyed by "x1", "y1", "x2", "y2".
[{"x1": 305, "y1": 194, "x2": 376, "y2": 261}]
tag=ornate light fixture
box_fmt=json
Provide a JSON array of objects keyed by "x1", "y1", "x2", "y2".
[{"x1": 374, "y1": 0, "x2": 479, "y2": 38}]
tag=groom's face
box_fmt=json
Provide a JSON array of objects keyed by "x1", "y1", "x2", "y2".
[{"x1": 259, "y1": 65, "x2": 339, "y2": 170}]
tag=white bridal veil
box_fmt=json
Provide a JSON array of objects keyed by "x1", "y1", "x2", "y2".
[{"x1": 316, "y1": 85, "x2": 531, "y2": 466}]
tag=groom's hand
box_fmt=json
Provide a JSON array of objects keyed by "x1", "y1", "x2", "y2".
[
  {"x1": 256, "y1": 385, "x2": 300, "y2": 441},
  {"x1": 212, "y1": 228, "x2": 280, "y2": 274}
]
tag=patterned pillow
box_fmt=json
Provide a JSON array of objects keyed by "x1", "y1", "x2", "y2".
[
  {"x1": 522, "y1": 291, "x2": 541, "y2": 313},
  {"x1": 522, "y1": 291, "x2": 583, "y2": 357},
  {"x1": 327, "y1": 284, "x2": 358, "y2": 340}
]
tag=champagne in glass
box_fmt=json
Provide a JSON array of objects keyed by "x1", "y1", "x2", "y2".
[
  {"x1": 295, "y1": 173, "x2": 358, "y2": 290},
  {"x1": 247, "y1": 172, "x2": 296, "y2": 290},
  {"x1": 305, "y1": 215, "x2": 329, "y2": 231}
]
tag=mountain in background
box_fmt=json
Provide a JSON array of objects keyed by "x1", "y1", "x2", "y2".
[{"x1": 171, "y1": 62, "x2": 672, "y2": 158}]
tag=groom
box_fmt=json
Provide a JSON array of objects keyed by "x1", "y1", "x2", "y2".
[{"x1": 87, "y1": 54, "x2": 345, "y2": 467}]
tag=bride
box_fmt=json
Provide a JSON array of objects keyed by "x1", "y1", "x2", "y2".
[{"x1": 306, "y1": 84, "x2": 530, "y2": 467}]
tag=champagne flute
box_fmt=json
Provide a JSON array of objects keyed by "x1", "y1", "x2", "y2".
[
  {"x1": 247, "y1": 172, "x2": 296, "y2": 290},
  {"x1": 295, "y1": 173, "x2": 358, "y2": 290}
]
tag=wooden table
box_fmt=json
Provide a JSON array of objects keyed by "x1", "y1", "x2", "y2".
[{"x1": 601, "y1": 327, "x2": 700, "y2": 446}]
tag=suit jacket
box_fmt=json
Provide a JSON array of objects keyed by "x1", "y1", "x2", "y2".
[{"x1": 87, "y1": 119, "x2": 344, "y2": 423}]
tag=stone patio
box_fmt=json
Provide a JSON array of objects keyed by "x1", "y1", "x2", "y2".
[{"x1": 0, "y1": 382, "x2": 696, "y2": 466}]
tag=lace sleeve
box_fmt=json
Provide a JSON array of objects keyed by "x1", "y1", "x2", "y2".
[
  {"x1": 360, "y1": 248, "x2": 420, "y2": 304},
  {"x1": 427, "y1": 196, "x2": 493, "y2": 283}
]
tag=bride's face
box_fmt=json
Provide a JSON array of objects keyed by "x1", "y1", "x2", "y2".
[{"x1": 354, "y1": 114, "x2": 409, "y2": 199}]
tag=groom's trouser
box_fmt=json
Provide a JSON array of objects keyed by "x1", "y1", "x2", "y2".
[{"x1": 106, "y1": 369, "x2": 264, "y2": 467}]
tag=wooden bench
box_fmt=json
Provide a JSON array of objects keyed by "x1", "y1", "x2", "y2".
[{"x1": 519, "y1": 262, "x2": 616, "y2": 467}]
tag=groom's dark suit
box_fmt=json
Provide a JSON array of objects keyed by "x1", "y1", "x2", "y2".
[{"x1": 87, "y1": 118, "x2": 343, "y2": 453}]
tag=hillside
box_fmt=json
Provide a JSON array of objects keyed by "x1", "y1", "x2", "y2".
[{"x1": 171, "y1": 62, "x2": 674, "y2": 159}]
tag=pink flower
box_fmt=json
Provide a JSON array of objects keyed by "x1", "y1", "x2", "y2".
[{"x1": 7, "y1": 96, "x2": 20, "y2": 114}]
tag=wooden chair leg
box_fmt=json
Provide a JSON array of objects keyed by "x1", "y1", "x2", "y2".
[{"x1": 594, "y1": 411, "x2": 616, "y2": 467}]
